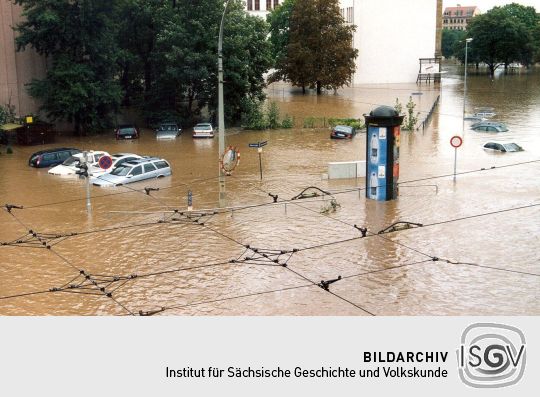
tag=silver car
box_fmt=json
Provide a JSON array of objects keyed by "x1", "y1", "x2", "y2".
[
  {"x1": 91, "y1": 157, "x2": 172, "y2": 187},
  {"x1": 156, "y1": 123, "x2": 181, "y2": 140},
  {"x1": 471, "y1": 121, "x2": 509, "y2": 132}
]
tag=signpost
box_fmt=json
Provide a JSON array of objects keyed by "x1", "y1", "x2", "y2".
[
  {"x1": 450, "y1": 135, "x2": 463, "y2": 181},
  {"x1": 98, "y1": 155, "x2": 113, "y2": 170},
  {"x1": 249, "y1": 141, "x2": 267, "y2": 180}
]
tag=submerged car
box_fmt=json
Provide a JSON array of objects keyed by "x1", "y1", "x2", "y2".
[
  {"x1": 48, "y1": 151, "x2": 110, "y2": 175},
  {"x1": 483, "y1": 142, "x2": 523, "y2": 152},
  {"x1": 91, "y1": 157, "x2": 171, "y2": 187},
  {"x1": 193, "y1": 123, "x2": 214, "y2": 138},
  {"x1": 471, "y1": 121, "x2": 508, "y2": 132},
  {"x1": 28, "y1": 148, "x2": 81, "y2": 168},
  {"x1": 115, "y1": 124, "x2": 140, "y2": 140},
  {"x1": 331, "y1": 125, "x2": 356, "y2": 139},
  {"x1": 474, "y1": 107, "x2": 496, "y2": 118},
  {"x1": 156, "y1": 123, "x2": 181, "y2": 140},
  {"x1": 87, "y1": 153, "x2": 142, "y2": 176}
]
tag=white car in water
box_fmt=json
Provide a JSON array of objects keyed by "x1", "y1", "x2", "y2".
[
  {"x1": 87, "y1": 153, "x2": 142, "y2": 176},
  {"x1": 91, "y1": 157, "x2": 172, "y2": 187},
  {"x1": 48, "y1": 151, "x2": 109, "y2": 176},
  {"x1": 192, "y1": 123, "x2": 214, "y2": 138}
]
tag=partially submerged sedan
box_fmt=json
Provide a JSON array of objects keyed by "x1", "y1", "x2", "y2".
[
  {"x1": 193, "y1": 123, "x2": 214, "y2": 138},
  {"x1": 91, "y1": 157, "x2": 171, "y2": 187},
  {"x1": 330, "y1": 125, "x2": 356, "y2": 139},
  {"x1": 471, "y1": 121, "x2": 509, "y2": 132},
  {"x1": 87, "y1": 153, "x2": 142, "y2": 176},
  {"x1": 483, "y1": 142, "x2": 523, "y2": 152},
  {"x1": 156, "y1": 123, "x2": 181, "y2": 140},
  {"x1": 48, "y1": 151, "x2": 109, "y2": 175}
]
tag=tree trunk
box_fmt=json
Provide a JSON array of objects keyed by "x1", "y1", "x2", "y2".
[
  {"x1": 504, "y1": 63, "x2": 508, "y2": 75},
  {"x1": 489, "y1": 64, "x2": 495, "y2": 78},
  {"x1": 316, "y1": 81, "x2": 322, "y2": 95},
  {"x1": 302, "y1": 85, "x2": 306, "y2": 94}
]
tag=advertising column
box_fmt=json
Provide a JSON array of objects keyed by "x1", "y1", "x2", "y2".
[{"x1": 364, "y1": 106, "x2": 404, "y2": 201}]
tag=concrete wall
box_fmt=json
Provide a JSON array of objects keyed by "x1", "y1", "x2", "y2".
[{"x1": 0, "y1": 0, "x2": 46, "y2": 117}]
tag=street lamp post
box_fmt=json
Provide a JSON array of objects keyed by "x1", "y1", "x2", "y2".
[
  {"x1": 218, "y1": 0, "x2": 230, "y2": 208},
  {"x1": 462, "y1": 38, "x2": 473, "y2": 134}
]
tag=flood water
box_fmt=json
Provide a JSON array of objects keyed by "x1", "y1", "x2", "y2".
[{"x1": 1, "y1": 63, "x2": 539, "y2": 315}]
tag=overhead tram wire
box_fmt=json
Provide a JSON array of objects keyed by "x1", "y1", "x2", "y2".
[
  {"x1": 7, "y1": 157, "x2": 539, "y2": 215},
  {"x1": 22, "y1": 174, "x2": 223, "y2": 210}
]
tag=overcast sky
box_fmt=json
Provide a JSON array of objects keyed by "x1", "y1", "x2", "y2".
[{"x1": 443, "y1": 0, "x2": 540, "y2": 12}]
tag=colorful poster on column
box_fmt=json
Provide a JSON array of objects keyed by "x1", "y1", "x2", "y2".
[
  {"x1": 393, "y1": 125, "x2": 400, "y2": 198},
  {"x1": 366, "y1": 125, "x2": 388, "y2": 200}
]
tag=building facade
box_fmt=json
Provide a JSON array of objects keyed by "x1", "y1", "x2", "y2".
[
  {"x1": 0, "y1": 1, "x2": 46, "y2": 117},
  {"x1": 442, "y1": 4, "x2": 480, "y2": 30},
  {"x1": 339, "y1": 0, "x2": 439, "y2": 84},
  {"x1": 248, "y1": 0, "x2": 440, "y2": 85},
  {"x1": 245, "y1": 0, "x2": 281, "y2": 18}
]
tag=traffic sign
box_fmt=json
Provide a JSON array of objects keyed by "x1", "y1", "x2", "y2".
[
  {"x1": 248, "y1": 141, "x2": 268, "y2": 148},
  {"x1": 450, "y1": 136, "x2": 463, "y2": 148},
  {"x1": 98, "y1": 155, "x2": 113, "y2": 169}
]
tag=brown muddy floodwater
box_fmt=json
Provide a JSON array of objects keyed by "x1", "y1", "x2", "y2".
[{"x1": 1, "y1": 64, "x2": 539, "y2": 315}]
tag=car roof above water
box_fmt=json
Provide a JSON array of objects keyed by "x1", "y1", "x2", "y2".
[
  {"x1": 31, "y1": 147, "x2": 79, "y2": 156},
  {"x1": 122, "y1": 157, "x2": 165, "y2": 166}
]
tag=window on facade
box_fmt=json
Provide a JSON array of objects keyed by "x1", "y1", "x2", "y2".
[
  {"x1": 255, "y1": 0, "x2": 260, "y2": 11},
  {"x1": 274, "y1": 0, "x2": 279, "y2": 8},
  {"x1": 247, "y1": 0, "x2": 252, "y2": 11},
  {"x1": 266, "y1": 0, "x2": 271, "y2": 10}
]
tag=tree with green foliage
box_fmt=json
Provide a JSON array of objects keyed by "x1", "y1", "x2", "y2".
[
  {"x1": 441, "y1": 29, "x2": 463, "y2": 58},
  {"x1": 267, "y1": 0, "x2": 296, "y2": 65},
  {"x1": 465, "y1": 4, "x2": 539, "y2": 76},
  {"x1": 122, "y1": 0, "x2": 271, "y2": 124},
  {"x1": 14, "y1": 0, "x2": 123, "y2": 134},
  {"x1": 271, "y1": 0, "x2": 357, "y2": 95}
]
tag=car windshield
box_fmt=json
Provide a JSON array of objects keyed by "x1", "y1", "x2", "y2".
[
  {"x1": 110, "y1": 165, "x2": 132, "y2": 176},
  {"x1": 196, "y1": 124, "x2": 211, "y2": 131},
  {"x1": 62, "y1": 156, "x2": 81, "y2": 166},
  {"x1": 119, "y1": 127, "x2": 136, "y2": 134},
  {"x1": 335, "y1": 126, "x2": 352, "y2": 133},
  {"x1": 503, "y1": 143, "x2": 522, "y2": 152},
  {"x1": 159, "y1": 125, "x2": 176, "y2": 131}
]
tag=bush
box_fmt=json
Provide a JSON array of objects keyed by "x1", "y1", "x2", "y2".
[
  {"x1": 395, "y1": 97, "x2": 420, "y2": 131},
  {"x1": 281, "y1": 114, "x2": 294, "y2": 128},
  {"x1": 328, "y1": 117, "x2": 364, "y2": 130},
  {"x1": 266, "y1": 102, "x2": 281, "y2": 129},
  {"x1": 0, "y1": 104, "x2": 16, "y2": 125},
  {"x1": 240, "y1": 97, "x2": 267, "y2": 130}
]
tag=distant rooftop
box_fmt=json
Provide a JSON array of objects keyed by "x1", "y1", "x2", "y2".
[{"x1": 443, "y1": 5, "x2": 479, "y2": 17}]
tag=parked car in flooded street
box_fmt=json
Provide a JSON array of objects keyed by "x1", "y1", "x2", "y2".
[
  {"x1": 87, "y1": 153, "x2": 142, "y2": 176},
  {"x1": 471, "y1": 121, "x2": 508, "y2": 132},
  {"x1": 156, "y1": 123, "x2": 181, "y2": 140},
  {"x1": 28, "y1": 148, "x2": 81, "y2": 168},
  {"x1": 48, "y1": 151, "x2": 109, "y2": 175},
  {"x1": 115, "y1": 124, "x2": 140, "y2": 140},
  {"x1": 330, "y1": 125, "x2": 356, "y2": 139},
  {"x1": 483, "y1": 142, "x2": 523, "y2": 152},
  {"x1": 193, "y1": 123, "x2": 214, "y2": 138},
  {"x1": 91, "y1": 157, "x2": 171, "y2": 187}
]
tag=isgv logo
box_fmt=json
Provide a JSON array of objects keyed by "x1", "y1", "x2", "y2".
[{"x1": 457, "y1": 323, "x2": 526, "y2": 388}]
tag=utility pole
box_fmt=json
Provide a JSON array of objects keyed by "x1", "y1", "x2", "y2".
[
  {"x1": 462, "y1": 38, "x2": 473, "y2": 135},
  {"x1": 84, "y1": 151, "x2": 91, "y2": 214},
  {"x1": 218, "y1": 0, "x2": 230, "y2": 208}
]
